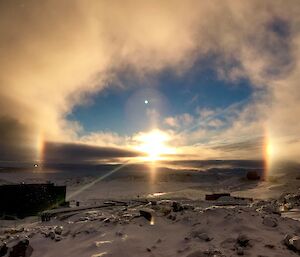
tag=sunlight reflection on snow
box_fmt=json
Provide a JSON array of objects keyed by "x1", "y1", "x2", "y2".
[
  {"x1": 91, "y1": 252, "x2": 108, "y2": 257},
  {"x1": 95, "y1": 240, "x2": 112, "y2": 247}
]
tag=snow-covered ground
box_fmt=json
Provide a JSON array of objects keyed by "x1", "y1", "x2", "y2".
[{"x1": 1, "y1": 166, "x2": 300, "y2": 256}]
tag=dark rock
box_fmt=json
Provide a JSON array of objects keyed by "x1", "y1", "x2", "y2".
[
  {"x1": 205, "y1": 193, "x2": 230, "y2": 201},
  {"x1": 172, "y1": 201, "x2": 183, "y2": 212},
  {"x1": 150, "y1": 201, "x2": 157, "y2": 206},
  {"x1": 284, "y1": 236, "x2": 300, "y2": 252},
  {"x1": 140, "y1": 208, "x2": 154, "y2": 221},
  {"x1": 168, "y1": 214, "x2": 176, "y2": 221},
  {"x1": 284, "y1": 234, "x2": 293, "y2": 246},
  {"x1": 265, "y1": 244, "x2": 275, "y2": 249},
  {"x1": 49, "y1": 231, "x2": 55, "y2": 240},
  {"x1": 186, "y1": 249, "x2": 224, "y2": 257},
  {"x1": 54, "y1": 226, "x2": 63, "y2": 235},
  {"x1": 237, "y1": 234, "x2": 249, "y2": 247},
  {"x1": 0, "y1": 242, "x2": 8, "y2": 257},
  {"x1": 54, "y1": 235, "x2": 62, "y2": 242},
  {"x1": 9, "y1": 239, "x2": 33, "y2": 257},
  {"x1": 284, "y1": 193, "x2": 300, "y2": 207}
]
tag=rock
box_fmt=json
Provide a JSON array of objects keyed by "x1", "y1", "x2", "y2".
[
  {"x1": 27, "y1": 232, "x2": 35, "y2": 239},
  {"x1": 78, "y1": 216, "x2": 90, "y2": 222},
  {"x1": 159, "y1": 206, "x2": 172, "y2": 216},
  {"x1": 54, "y1": 226, "x2": 63, "y2": 235},
  {"x1": 49, "y1": 231, "x2": 56, "y2": 240},
  {"x1": 183, "y1": 204, "x2": 194, "y2": 211},
  {"x1": 264, "y1": 244, "x2": 275, "y2": 249},
  {"x1": 259, "y1": 202, "x2": 281, "y2": 214},
  {"x1": 140, "y1": 208, "x2": 155, "y2": 221},
  {"x1": 237, "y1": 234, "x2": 249, "y2": 247},
  {"x1": 150, "y1": 201, "x2": 157, "y2": 206},
  {"x1": 9, "y1": 239, "x2": 33, "y2": 257},
  {"x1": 263, "y1": 216, "x2": 277, "y2": 227},
  {"x1": 191, "y1": 231, "x2": 212, "y2": 242},
  {"x1": 186, "y1": 249, "x2": 224, "y2": 257},
  {"x1": 284, "y1": 234, "x2": 293, "y2": 246},
  {"x1": 0, "y1": 242, "x2": 8, "y2": 257},
  {"x1": 284, "y1": 193, "x2": 300, "y2": 207},
  {"x1": 172, "y1": 201, "x2": 183, "y2": 212},
  {"x1": 54, "y1": 235, "x2": 62, "y2": 242},
  {"x1": 289, "y1": 236, "x2": 300, "y2": 251},
  {"x1": 167, "y1": 214, "x2": 176, "y2": 221}
]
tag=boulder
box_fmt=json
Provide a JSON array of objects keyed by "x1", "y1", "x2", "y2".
[{"x1": 9, "y1": 239, "x2": 33, "y2": 257}]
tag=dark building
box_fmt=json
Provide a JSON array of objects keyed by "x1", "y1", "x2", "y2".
[{"x1": 0, "y1": 183, "x2": 66, "y2": 219}]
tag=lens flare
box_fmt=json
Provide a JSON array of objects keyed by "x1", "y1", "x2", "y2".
[
  {"x1": 264, "y1": 129, "x2": 276, "y2": 180},
  {"x1": 35, "y1": 132, "x2": 45, "y2": 170}
]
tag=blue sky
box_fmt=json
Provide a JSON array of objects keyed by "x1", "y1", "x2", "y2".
[{"x1": 68, "y1": 63, "x2": 253, "y2": 136}]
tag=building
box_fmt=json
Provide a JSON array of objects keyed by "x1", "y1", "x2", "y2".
[{"x1": 0, "y1": 183, "x2": 66, "y2": 219}]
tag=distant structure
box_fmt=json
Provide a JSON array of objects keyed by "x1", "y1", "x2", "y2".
[
  {"x1": 205, "y1": 193, "x2": 230, "y2": 201},
  {"x1": 0, "y1": 183, "x2": 66, "y2": 219}
]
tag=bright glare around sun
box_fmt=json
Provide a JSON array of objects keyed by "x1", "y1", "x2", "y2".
[{"x1": 135, "y1": 130, "x2": 175, "y2": 161}]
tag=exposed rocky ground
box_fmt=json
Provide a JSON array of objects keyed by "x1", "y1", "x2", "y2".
[{"x1": 2, "y1": 193, "x2": 300, "y2": 257}]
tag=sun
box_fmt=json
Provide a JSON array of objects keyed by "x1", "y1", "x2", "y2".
[{"x1": 135, "y1": 130, "x2": 175, "y2": 161}]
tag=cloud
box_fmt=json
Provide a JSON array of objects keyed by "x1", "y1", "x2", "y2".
[
  {"x1": 164, "y1": 117, "x2": 179, "y2": 128},
  {"x1": 79, "y1": 132, "x2": 130, "y2": 147},
  {"x1": 1, "y1": 1, "x2": 300, "y2": 162},
  {"x1": 164, "y1": 113, "x2": 194, "y2": 129},
  {"x1": 0, "y1": 117, "x2": 36, "y2": 162},
  {"x1": 43, "y1": 141, "x2": 140, "y2": 164}
]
